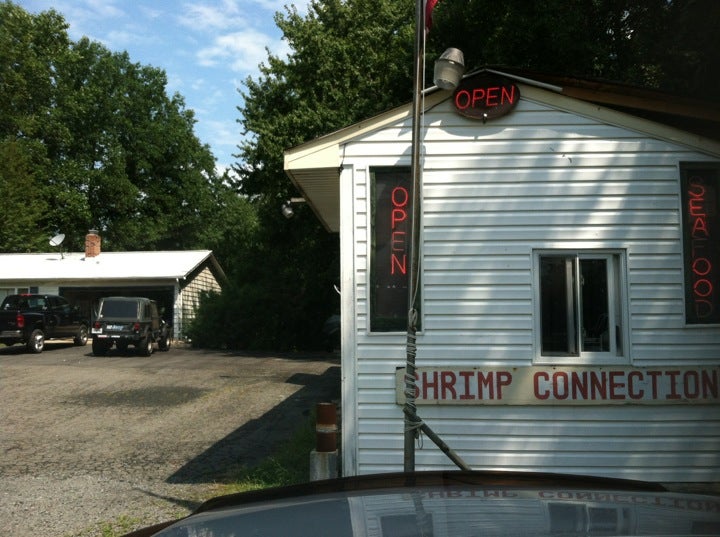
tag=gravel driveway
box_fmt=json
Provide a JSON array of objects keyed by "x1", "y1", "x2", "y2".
[{"x1": 0, "y1": 341, "x2": 340, "y2": 536}]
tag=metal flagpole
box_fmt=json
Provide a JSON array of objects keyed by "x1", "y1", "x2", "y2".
[
  {"x1": 403, "y1": 0, "x2": 471, "y2": 473},
  {"x1": 403, "y1": 0, "x2": 426, "y2": 474}
]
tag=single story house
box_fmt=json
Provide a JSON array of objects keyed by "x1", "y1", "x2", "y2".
[
  {"x1": 284, "y1": 68, "x2": 720, "y2": 482},
  {"x1": 0, "y1": 231, "x2": 226, "y2": 338}
]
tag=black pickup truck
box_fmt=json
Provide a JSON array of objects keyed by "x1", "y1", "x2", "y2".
[{"x1": 0, "y1": 294, "x2": 89, "y2": 353}]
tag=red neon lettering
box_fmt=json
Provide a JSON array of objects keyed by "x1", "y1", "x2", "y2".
[
  {"x1": 689, "y1": 197, "x2": 706, "y2": 217},
  {"x1": 391, "y1": 186, "x2": 408, "y2": 207},
  {"x1": 391, "y1": 230, "x2": 406, "y2": 251},
  {"x1": 389, "y1": 186, "x2": 409, "y2": 277},
  {"x1": 485, "y1": 86, "x2": 499, "y2": 106},
  {"x1": 454, "y1": 85, "x2": 517, "y2": 110},
  {"x1": 688, "y1": 180, "x2": 705, "y2": 200},
  {"x1": 693, "y1": 257, "x2": 712, "y2": 276},
  {"x1": 692, "y1": 216, "x2": 709, "y2": 237},
  {"x1": 501, "y1": 85, "x2": 516, "y2": 103},
  {"x1": 696, "y1": 299, "x2": 714, "y2": 318},
  {"x1": 455, "y1": 90, "x2": 471, "y2": 109},
  {"x1": 694, "y1": 279, "x2": 713, "y2": 298},
  {"x1": 391, "y1": 208, "x2": 407, "y2": 229},
  {"x1": 391, "y1": 253, "x2": 406, "y2": 275},
  {"x1": 472, "y1": 88, "x2": 486, "y2": 108}
]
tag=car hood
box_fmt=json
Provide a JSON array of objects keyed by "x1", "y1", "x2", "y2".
[{"x1": 124, "y1": 471, "x2": 720, "y2": 537}]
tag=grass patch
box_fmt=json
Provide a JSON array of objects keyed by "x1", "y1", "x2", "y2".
[{"x1": 209, "y1": 415, "x2": 317, "y2": 496}]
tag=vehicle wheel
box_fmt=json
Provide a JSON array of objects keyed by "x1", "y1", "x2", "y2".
[
  {"x1": 92, "y1": 338, "x2": 109, "y2": 356},
  {"x1": 74, "y1": 324, "x2": 89, "y2": 346},
  {"x1": 158, "y1": 334, "x2": 171, "y2": 352},
  {"x1": 138, "y1": 336, "x2": 153, "y2": 356},
  {"x1": 27, "y1": 329, "x2": 45, "y2": 353}
]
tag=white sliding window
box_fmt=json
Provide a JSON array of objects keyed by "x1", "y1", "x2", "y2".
[{"x1": 535, "y1": 251, "x2": 628, "y2": 364}]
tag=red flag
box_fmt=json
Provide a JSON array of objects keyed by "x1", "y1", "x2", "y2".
[{"x1": 426, "y1": 0, "x2": 440, "y2": 31}]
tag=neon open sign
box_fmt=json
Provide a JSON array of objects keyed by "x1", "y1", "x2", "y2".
[
  {"x1": 370, "y1": 167, "x2": 413, "y2": 332},
  {"x1": 453, "y1": 74, "x2": 520, "y2": 121}
]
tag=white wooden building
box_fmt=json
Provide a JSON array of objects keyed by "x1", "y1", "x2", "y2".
[
  {"x1": 0, "y1": 234, "x2": 225, "y2": 338},
  {"x1": 285, "y1": 70, "x2": 720, "y2": 482}
]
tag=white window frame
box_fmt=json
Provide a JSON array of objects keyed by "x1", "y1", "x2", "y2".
[{"x1": 533, "y1": 249, "x2": 630, "y2": 365}]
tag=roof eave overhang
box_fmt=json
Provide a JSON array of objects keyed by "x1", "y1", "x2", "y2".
[
  {"x1": 285, "y1": 71, "x2": 720, "y2": 233},
  {"x1": 284, "y1": 90, "x2": 450, "y2": 233}
]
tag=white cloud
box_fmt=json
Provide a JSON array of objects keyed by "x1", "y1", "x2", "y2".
[{"x1": 196, "y1": 30, "x2": 283, "y2": 73}]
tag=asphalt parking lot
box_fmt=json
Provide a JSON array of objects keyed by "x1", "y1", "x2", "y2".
[{"x1": 0, "y1": 340, "x2": 340, "y2": 536}]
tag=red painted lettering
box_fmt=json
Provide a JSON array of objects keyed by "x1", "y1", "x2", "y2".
[
  {"x1": 497, "y1": 371, "x2": 512, "y2": 399},
  {"x1": 459, "y1": 371, "x2": 475, "y2": 400},
  {"x1": 627, "y1": 371, "x2": 644, "y2": 399},
  {"x1": 422, "y1": 371, "x2": 439, "y2": 400},
  {"x1": 477, "y1": 371, "x2": 495, "y2": 399},
  {"x1": 684, "y1": 371, "x2": 700, "y2": 399},
  {"x1": 647, "y1": 370, "x2": 662, "y2": 399},
  {"x1": 441, "y1": 371, "x2": 457, "y2": 400},
  {"x1": 702, "y1": 369, "x2": 719, "y2": 398},
  {"x1": 590, "y1": 371, "x2": 607, "y2": 400},
  {"x1": 553, "y1": 372, "x2": 569, "y2": 400},
  {"x1": 609, "y1": 371, "x2": 625, "y2": 400},
  {"x1": 666, "y1": 370, "x2": 682, "y2": 399},
  {"x1": 571, "y1": 371, "x2": 588, "y2": 399},
  {"x1": 534, "y1": 372, "x2": 550, "y2": 400}
]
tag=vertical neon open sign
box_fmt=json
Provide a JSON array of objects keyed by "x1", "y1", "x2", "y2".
[
  {"x1": 681, "y1": 163, "x2": 720, "y2": 324},
  {"x1": 371, "y1": 167, "x2": 413, "y2": 332}
]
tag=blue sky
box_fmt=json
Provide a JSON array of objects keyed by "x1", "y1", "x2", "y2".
[{"x1": 17, "y1": 0, "x2": 310, "y2": 176}]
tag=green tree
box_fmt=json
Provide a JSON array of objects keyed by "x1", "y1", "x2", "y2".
[
  {"x1": 0, "y1": 1, "x2": 253, "y2": 255},
  {"x1": 428, "y1": 0, "x2": 720, "y2": 101},
  {"x1": 228, "y1": 0, "x2": 717, "y2": 350},
  {"x1": 0, "y1": 139, "x2": 47, "y2": 251},
  {"x1": 224, "y1": 0, "x2": 418, "y2": 349}
]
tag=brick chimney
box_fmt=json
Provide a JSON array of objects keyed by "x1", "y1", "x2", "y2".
[{"x1": 85, "y1": 229, "x2": 101, "y2": 258}]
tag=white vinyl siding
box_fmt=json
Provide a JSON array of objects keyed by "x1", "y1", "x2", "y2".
[
  {"x1": 178, "y1": 266, "x2": 222, "y2": 338},
  {"x1": 341, "y1": 89, "x2": 720, "y2": 480}
]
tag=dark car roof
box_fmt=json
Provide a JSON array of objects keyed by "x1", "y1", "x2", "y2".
[{"x1": 125, "y1": 471, "x2": 720, "y2": 537}]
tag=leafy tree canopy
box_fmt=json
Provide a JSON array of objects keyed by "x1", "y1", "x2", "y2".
[
  {"x1": 228, "y1": 0, "x2": 717, "y2": 350},
  {"x1": 0, "y1": 1, "x2": 254, "y2": 255}
]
